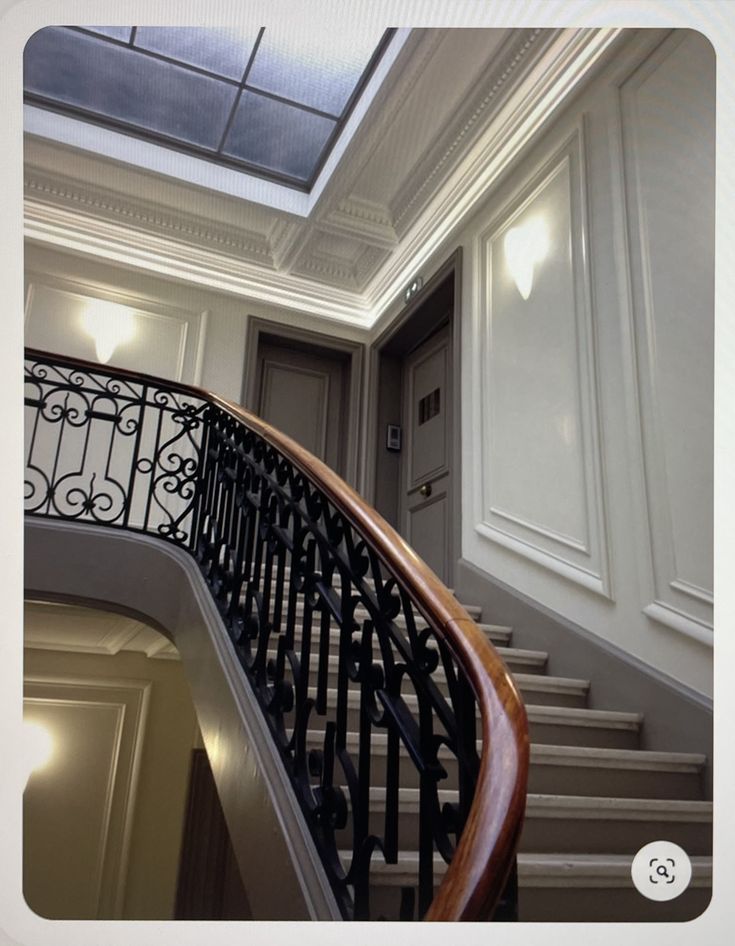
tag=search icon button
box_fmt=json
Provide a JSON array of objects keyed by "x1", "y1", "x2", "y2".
[{"x1": 632, "y1": 842, "x2": 692, "y2": 901}]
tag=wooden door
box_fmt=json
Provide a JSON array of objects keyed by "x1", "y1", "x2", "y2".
[
  {"x1": 256, "y1": 340, "x2": 348, "y2": 476},
  {"x1": 401, "y1": 326, "x2": 452, "y2": 584}
]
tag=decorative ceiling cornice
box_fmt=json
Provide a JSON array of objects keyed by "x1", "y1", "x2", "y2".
[
  {"x1": 389, "y1": 28, "x2": 547, "y2": 237},
  {"x1": 367, "y1": 27, "x2": 625, "y2": 324},
  {"x1": 321, "y1": 197, "x2": 397, "y2": 250},
  {"x1": 25, "y1": 172, "x2": 274, "y2": 266},
  {"x1": 24, "y1": 197, "x2": 372, "y2": 327},
  {"x1": 23, "y1": 28, "x2": 625, "y2": 333}
]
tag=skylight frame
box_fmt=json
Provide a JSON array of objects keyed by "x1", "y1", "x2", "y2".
[{"x1": 24, "y1": 25, "x2": 396, "y2": 192}]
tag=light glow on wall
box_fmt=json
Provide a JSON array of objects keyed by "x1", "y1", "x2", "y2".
[
  {"x1": 23, "y1": 720, "x2": 54, "y2": 785},
  {"x1": 81, "y1": 301, "x2": 137, "y2": 364},
  {"x1": 504, "y1": 216, "x2": 550, "y2": 300}
]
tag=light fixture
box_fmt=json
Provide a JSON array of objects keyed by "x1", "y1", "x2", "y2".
[
  {"x1": 23, "y1": 720, "x2": 54, "y2": 786},
  {"x1": 81, "y1": 300, "x2": 137, "y2": 364},
  {"x1": 503, "y1": 216, "x2": 550, "y2": 300}
]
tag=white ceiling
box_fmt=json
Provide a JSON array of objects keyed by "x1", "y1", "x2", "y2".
[
  {"x1": 23, "y1": 26, "x2": 623, "y2": 329},
  {"x1": 25, "y1": 600, "x2": 179, "y2": 660}
]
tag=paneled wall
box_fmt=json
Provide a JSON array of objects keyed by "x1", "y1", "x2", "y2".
[
  {"x1": 24, "y1": 244, "x2": 364, "y2": 403},
  {"x1": 23, "y1": 608, "x2": 199, "y2": 919},
  {"x1": 460, "y1": 30, "x2": 713, "y2": 695}
]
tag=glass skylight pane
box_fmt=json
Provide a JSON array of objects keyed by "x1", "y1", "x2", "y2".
[
  {"x1": 85, "y1": 26, "x2": 133, "y2": 42},
  {"x1": 247, "y1": 24, "x2": 385, "y2": 116},
  {"x1": 134, "y1": 26, "x2": 259, "y2": 80},
  {"x1": 24, "y1": 27, "x2": 237, "y2": 150},
  {"x1": 222, "y1": 91, "x2": 335, "y2": 182}
]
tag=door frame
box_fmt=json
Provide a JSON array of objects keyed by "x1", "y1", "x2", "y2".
[
  {"x1": 366, "y1": 249, "x2": 462, "y2": 587},
  {"x1": 242, "y1": 317, "x2": 365, "y2": 487}
]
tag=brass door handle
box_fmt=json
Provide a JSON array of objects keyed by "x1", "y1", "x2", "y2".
[{"x1": 419, "y1": 482, "x2": 432, "y2": 498}]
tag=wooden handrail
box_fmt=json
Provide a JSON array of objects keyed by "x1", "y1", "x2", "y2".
[{"x1": 24, "y1": 347, "x2": 529, "y2": 920}]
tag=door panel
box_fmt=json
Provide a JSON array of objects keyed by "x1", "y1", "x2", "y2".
[
  {"x1": 260, "y1": 360, "x2": 329, "y2": 459},
  {"x1": 406, "y1": 476, "x2": 449, "y2": 581},
  {"x1": 256, "y1": 341, "x2": 347, "y2": 475},
  {"x1": 402, "y1": 327, "x2": 452, "y2": 584}
]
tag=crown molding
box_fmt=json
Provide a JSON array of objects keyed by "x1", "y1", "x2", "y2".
[
  {"x1": 367, "y1": 28, "x2": 625, "y2": 319},
  {"x1": 25, "y1": 172, "x2": 274, "y2": 266},
  {"x1": 23, "y1": 28, "x2": 625, "y2": 333},
  {"x1": 389, "y1": 27, "x2": 547, "y2": 237},
  {"x1": 25, "y1": 198, "x2": 372, "y2": 327},
  {"x1": 291, "y1": 239, "x2": 390, "y2": 292},
  {"x1": 320, "y1": 196, "x2": 397, "y2": 250}
]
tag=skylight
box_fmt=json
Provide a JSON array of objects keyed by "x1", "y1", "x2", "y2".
[{"x1": 23, "y1": 25, "x2": 392, "y2": 190}]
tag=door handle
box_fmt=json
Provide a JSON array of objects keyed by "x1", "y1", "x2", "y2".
[{"x1": 419, "y1": 482, "x2": 432, "y2": 498}]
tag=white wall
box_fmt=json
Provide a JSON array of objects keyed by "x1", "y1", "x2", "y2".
[
  {"x1": 24, "y1": 244, "x2": 364, "y2": 404},
  {"x1": 22, "y1": 29, "x2": 714, "y2": 697},
  {"x1": 456, "y1": 29, "x2": 713, "y2": 695}
]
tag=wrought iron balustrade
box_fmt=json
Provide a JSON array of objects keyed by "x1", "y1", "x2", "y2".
[{"x1": 24, "y1": 347, "x2": 529, "y2": 921}]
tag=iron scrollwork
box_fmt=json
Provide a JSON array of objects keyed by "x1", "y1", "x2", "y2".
[{"x1": 24, "y1": 351, "x2": 492, "y2": 921}]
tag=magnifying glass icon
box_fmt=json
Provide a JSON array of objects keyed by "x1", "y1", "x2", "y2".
[{"x1": 656, "y1": 864, "x2": 670, "y2": 880}]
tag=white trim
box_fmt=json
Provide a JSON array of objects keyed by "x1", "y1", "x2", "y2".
[
  {"x1": 472, "y1": 127, "x2": 611, "y2": 598},
  {"x1": 23, "y1": 29, "x2": 622, "y2": 331},
  {"x1": 474, "y1": 521, "x2": 608, "y2": 597},
  {"x1": 643, "y1": 602, "x2": 714, "y2": 647},
  {"x1": 25, "y1": 198, "x2": 373, "y2": 327}
]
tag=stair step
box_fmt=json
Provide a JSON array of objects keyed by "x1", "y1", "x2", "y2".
[
  {"x1": 529, "y1": 744, "x2": 706, "y2": 799},
  {"x1": 303, "y1": 689, "x2": 626, "y2": 745},
  {"x1": 267, "y1": 644, "x2": 547, "y2": 682},
  {"x1": 305, "y1": 731, "x2": 705, "y2": 797},
  {"x1": 279, "y1": 619, "x2": 512, "y2": 649},
  {"x1": 362, "y1": 789, "x2": 711, "y2": 854},
  {"x1": 510, "y1": 673, "x2": 588, "y2": 707},
  {"x1": 521, "y1": 794, "x2": 712, "y2": 855},
  {"x1": 361, "y1": 851, "x2": 712, "y2": 921},
  {"x1": 286, "y1": 601, "x2": 486, "y2": 632}
]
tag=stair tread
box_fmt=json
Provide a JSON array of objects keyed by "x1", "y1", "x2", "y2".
[
  {"x1": 267, "y1": 643, "x2": 546, "y2": 668},
  {"x1": 307, "y1": 729, "x2": 705, "y2": 770},
  {"x1": 307, "y1": 687, "x2": 637, "y2": 729},
  {"x1": 530, "y1": 743, "x2": 706, "y2": 770},
  {"x1": 359, "y1": 851, "x2": 712, "y2": 885},
  {"x1": 366, "y1": 786, "x2": 712, "y2": 819}
]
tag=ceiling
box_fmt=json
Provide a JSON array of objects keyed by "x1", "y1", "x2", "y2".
[
  {"x1": 24, "y1": 25, "x2": 391, "y2": 189},
  {"x1": 25, "y1": 600, "x2": 180, "y2": 660},
  {"x1": 23, "y1": 26, "x2": 623, "y2": 329}
]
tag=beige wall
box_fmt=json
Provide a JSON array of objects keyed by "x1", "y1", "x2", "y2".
[{"x1": 24, "y1": 620, "x2": 199, "y2": 919}]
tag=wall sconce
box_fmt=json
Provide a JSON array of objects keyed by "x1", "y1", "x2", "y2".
[
  {"x1": 504, "y1": 216, "x2": 550, "y2": 300},
  {"x1": 81, "y1": 300, "x2": 137, "y2": 364},
  {"x1": 23, "y1": 720, "x2": 54, "y2": 787}
]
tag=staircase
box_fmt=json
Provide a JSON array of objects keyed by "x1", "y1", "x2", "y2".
[
  {"x1": 280, "y1": 586, "x2": 712, "y2": 921},
  {"x1": 24, "y1": 349, "x2": 712, "y2": 922}
]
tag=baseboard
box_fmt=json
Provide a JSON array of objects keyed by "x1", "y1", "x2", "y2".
[{"x1": 454, "y1": 558, "x2": 713, "y2": 798}]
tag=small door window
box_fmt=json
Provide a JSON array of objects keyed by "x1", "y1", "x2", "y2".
[{"x1": 418, "y1": 387, "x2": 441, "y2": 425}]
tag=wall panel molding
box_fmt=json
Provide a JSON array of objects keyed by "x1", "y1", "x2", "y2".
[
  {"x1": 472, "y1": 124, "x2": 611, "y2": 598},
  {"x1": 24, "y1": 674, "x2": 151, "y2": 918},
  {"x1": 617, "y1": 30, "x2": 714, "y2": 641},
  {"x1": 24, "y1": 270, "x2": 206, "y2": 385}
]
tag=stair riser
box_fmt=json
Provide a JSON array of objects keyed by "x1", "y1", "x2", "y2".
[
  {"x1": 268, "y1": 657, "x2": 585, "y2": 712},
  {"x1": 519, "y1": 816, "x2": 712, "y2": 856},
  {"x1": 517, "y1": 885, "x2": 711, "y2": 922},
  {"x1": 528, "y1": 762, "x2": 703, "y2": 800},
  {"x1": 301, "y1": 705, "x2": 637, "y2": 749},
  {"x1": 280, "y1": 620, "x2": 509, "y2": 649},
  {"x1": 367, "y1": 881, "x2": 711, "y2": 922},
  {"x1": 356, "y1": 807, "x2": 710, "y2": 855},
  {"x1": 302, "y1": 734, "x2": 702, "y2": 798}
]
